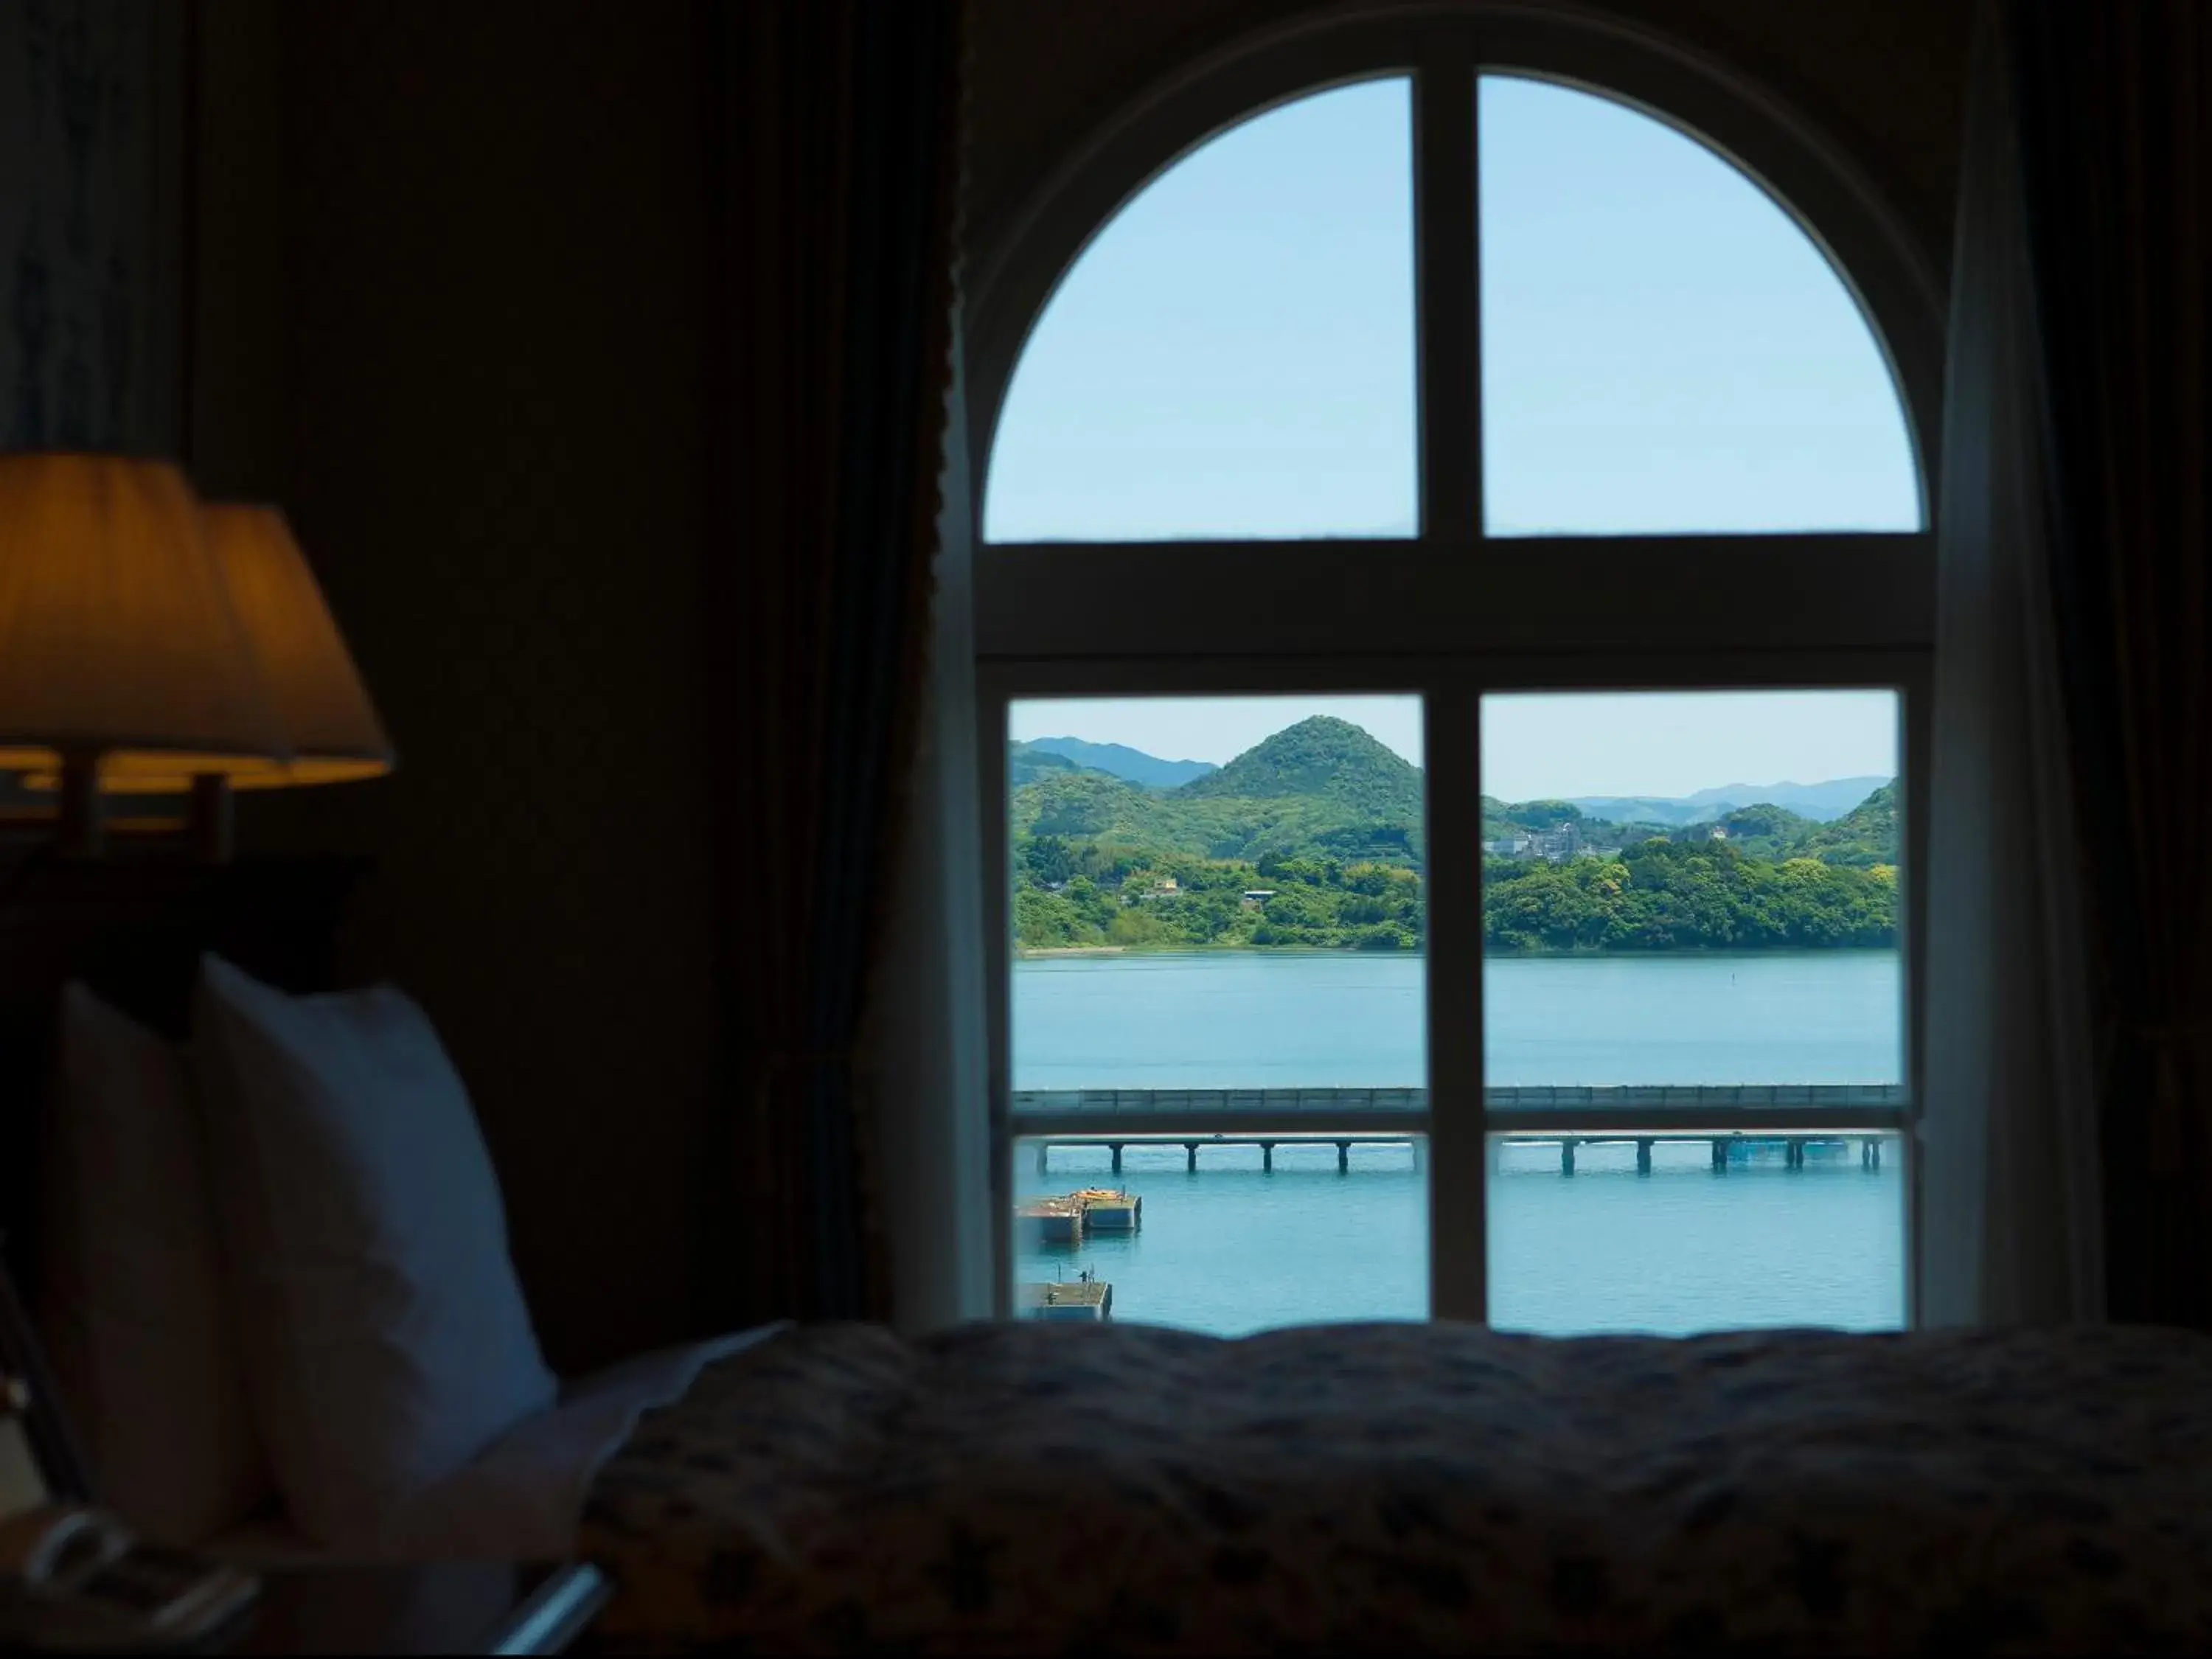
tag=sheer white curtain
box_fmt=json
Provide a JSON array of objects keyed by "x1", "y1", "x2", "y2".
[
  {"x1": 866, "y1": 313, "x2": 997, "y2": 1331},
  {"x1": 1918, "y1": 7, "x2": 2103, "y2": 1325}
]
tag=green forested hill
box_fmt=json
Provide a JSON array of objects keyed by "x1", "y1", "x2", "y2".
[
  {"x1": 1009, "y1": 718, "x2": 1899, "y2": 953},
  {"x1": 1012, "y1": 717, "x2": 1425, "y2": 869},
  {"x1": 1794, "y1": 782, "x2": 1899, "y2": 867},
  {"x1": 1008, "y1": 742, "x2": 1083, "y2": 787},
  {"x1": 1179, "y1": 716, "x2": 1422, "y2": 818},
  {"x1": 1703, "y1": 801, "x2": 1818, "y2": 860}
]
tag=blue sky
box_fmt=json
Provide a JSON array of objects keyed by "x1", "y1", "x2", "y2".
[
  {"x1": 1012, "y1": 690, "x2": 1898, "y2": 802},
  {"x1": 987, "y1": 78, "x2": 1416, "y2": 540},
  {"x1": 985, "y1": 74, "x2": 1919, "y2": 540}
]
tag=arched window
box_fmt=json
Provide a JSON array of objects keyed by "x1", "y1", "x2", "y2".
[
  {"x1": 969, "y1": 13, "x2": 1937, "y2": 1337},
  {"x1": 985, "y1": 72, "x2": 1924, "y2": 544}
]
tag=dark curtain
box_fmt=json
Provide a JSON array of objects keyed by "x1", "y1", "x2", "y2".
[
  {"x1": 706, "y1": 1, "x2": 964, "y2": 1323},
  {"x1": 2010, "y1": 1, "x2": 2212, "y2": 1325}
]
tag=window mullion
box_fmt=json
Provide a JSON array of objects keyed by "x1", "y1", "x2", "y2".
[
  {"x1": 1414, "y1": 33, "x2": 1481, "y2": 546},
  {"x1": 1424, "y1": 687, "x2": 1487, "y2": 1321}
]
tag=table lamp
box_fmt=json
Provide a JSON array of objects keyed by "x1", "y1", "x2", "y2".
[
  {"x1": 0, "y1": 454, "x2": 289, "y2": 855},
  {"x1": 0, "y1": 456, "x2": 394, "y2": 858}
]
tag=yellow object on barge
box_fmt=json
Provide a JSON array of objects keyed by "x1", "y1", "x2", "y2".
[{"x1": 1069, "y1": 1187, "x2": 1141, "y2": 1231}]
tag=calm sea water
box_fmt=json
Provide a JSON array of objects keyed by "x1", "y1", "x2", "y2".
[{"x1": 1014, "y1": 950, "x2": 1906, "y2": 1335}]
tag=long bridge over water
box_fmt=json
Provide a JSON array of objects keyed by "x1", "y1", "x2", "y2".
[{"x1": 1014, "y1": 1083, "x2": 1905, "y2": 1176}]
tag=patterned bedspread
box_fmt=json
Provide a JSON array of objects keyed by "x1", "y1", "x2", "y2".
[{"x1": 581, "y1": 1321, "x2": 2212, "y2": 1655}]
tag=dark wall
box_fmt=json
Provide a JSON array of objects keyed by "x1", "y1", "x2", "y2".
[
  {"x1": 192, "y1": 1, "x2": 723, "y2": 1373},
  {"x1": 967, "y1": 0, "x2": 1975, "y2": 290},
  {"x1": 0, "y1": 0, "x2": 184, "y2": 453}
]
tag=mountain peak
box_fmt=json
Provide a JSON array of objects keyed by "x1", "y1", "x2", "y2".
[{"x1": 1179, "y1": 717, "x2": 1422, "y2": 818}]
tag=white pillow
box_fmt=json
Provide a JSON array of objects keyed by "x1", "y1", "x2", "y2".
[
  {"x1": 190, "y1": 956, "x2": 557, "y2": 1545},
  {"x1": 37, "y1": 984, "x2": 270, "y2": 1546}
]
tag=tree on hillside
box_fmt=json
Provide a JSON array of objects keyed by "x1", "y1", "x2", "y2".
[
  {"x1": 1716, "y1": 801, "x2": 1812, "y2": 841},
  {"x1": 1025, "y1": 833, "x2": 1074, "y2": 886},
  {"x1": 1500, "y1": 799, "x2": 1584, "y2": 829}
]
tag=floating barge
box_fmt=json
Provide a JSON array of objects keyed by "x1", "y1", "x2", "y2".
[
  {"x1": 1018, "y1": 1279, "x2": 1113, "y2": 1321},
  {"x1": 1016, "y1": 1195, "x2": 1085, "y2": 1245},
  {"x1": 1071, "y1": 1187, "x2": 1141, "y2": 1231},
  {"x1": 1015, "y1": 1189, "x2": 1142, "y2": 1246}
]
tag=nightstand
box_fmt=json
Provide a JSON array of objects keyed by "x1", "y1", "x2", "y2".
[{"x1": 223, "y1": 1562, "x2": 609, "y2": 1656}]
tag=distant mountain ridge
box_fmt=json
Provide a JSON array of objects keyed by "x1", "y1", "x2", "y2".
[
  {"x1": 1018, "y1": 736, "x2": 1218, "y2": 789},
  {"x1": 1009, "y1": 716, "x2": 1898, "y2": 954},
  {"x1": 1017, "y1": 724, "x2": 1885, "y2": 836},
  {"x1": 1567, "y1": 775, "x2": 1890, "y2": 826}
]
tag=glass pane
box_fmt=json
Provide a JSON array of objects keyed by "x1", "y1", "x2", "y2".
[
  {"x1": 1486, "y1": 1131, "x2": 1905, "y2": 1334},
  {"x1": 1008, "y1": 695, "x2": 1427, "y2": 1330},
  {"x1": 1016, "y1": 1137, "x2": 1429, "y2": 1333},
  {"x1": 1480, "y1": 76, "x2": 1922, "y2": 534},
  {"x1": 1481, "y1": 689, "x2": 1906, "y2": 1332},
  {"x1": 985, "y1": 80, "x2": 1417, "y2": 543}
]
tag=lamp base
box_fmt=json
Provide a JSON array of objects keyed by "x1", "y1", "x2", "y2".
[
  {"x1": 50, "y1": 759, "x2": 232, "y2": 863},
  {"x1": 189, "y1": 776, "x2": 234, "y2": 863},
  {"x1": 56, "y1": 754, "x2": 102, "y2": 859}
]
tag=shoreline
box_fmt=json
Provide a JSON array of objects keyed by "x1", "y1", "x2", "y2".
[{"x1": 1015, "y1": 942, "x2": 1899, "y2": 960}]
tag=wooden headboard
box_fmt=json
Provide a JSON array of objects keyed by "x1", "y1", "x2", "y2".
[{"x1": 0, "y1": 855, "x2": 365, "y2": 1276}]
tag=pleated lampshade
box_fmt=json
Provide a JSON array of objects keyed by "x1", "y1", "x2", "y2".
[
  {"x1": 192, "y1": 504, "x2": 392, "y2": 789},
  {"x1": 0, "y1": 453, "x2": 288, "y2": 785}
]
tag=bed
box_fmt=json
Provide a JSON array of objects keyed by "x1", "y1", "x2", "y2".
[{"x1": 574, "y1": 1318, "x2": 2212, "y2": 1655}]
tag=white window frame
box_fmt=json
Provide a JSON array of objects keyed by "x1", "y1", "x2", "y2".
[{"x1": 964, "y1": 5, "x2": 1943, "y2": 1326}]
